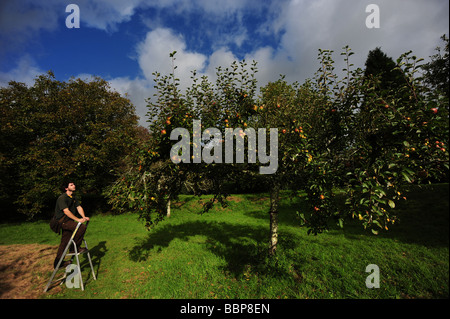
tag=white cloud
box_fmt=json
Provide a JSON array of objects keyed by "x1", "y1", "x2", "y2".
[
  {"x1": 137, "y1": 28, "x2": 207, "y2": 88},
  {"x1": 76, "y1": 0, "x2": 143, "y2": 31},
  {"x1": 108, "y1": 30, "x2": 246, "y2": 126},
  {"x1": 130, "y1": 28, "x2": 239, "y2": 125},
  {"x1": 203, "y1": 47, "x2": 238, "y2": 80},
  {"x1": 262, "y1": 0, "x2": 449, "y2": 83},
  {"x1": 0, "y1": 55, "x2": 44, "y2": 87},
  {"x1": 146, "y1": 0, "x2": 258, "y2": 17},
  {"x1": 105, "y1": 27, "x2": 211, "y2": 126},
  {"x1": 107, "y1": 76, "x2": 151, "y2": 125}
]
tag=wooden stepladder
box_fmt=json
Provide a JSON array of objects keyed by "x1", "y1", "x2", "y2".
[{"x1": 44, "y1": 221, "x2": 96, "y2": 292}]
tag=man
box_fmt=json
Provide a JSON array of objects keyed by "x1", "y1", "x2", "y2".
[{"x1": 53, "y1": 180, "x2": 90, "y2": 269}]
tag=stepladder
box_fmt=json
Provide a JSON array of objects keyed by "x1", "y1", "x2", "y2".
[{"x1": 44, "y1": 221, "x2": 96, "y2": 292}]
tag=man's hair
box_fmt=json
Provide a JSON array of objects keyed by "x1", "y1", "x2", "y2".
[{"x1": 60, "y1": 180, "x2": 75, "y2": 193}]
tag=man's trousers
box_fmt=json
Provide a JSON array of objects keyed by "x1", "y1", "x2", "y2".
[{"x1": 54, "y1": 219, "x2": 86, "y2": 268}]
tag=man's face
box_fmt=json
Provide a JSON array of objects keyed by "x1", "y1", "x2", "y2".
[{"x1": 66, "y1": 183, "x2": 76, "y2": 192}]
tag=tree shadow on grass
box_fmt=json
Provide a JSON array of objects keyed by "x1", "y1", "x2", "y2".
[
  {"x1": 328, "y1": 184, "x2": 449, "y2": 248},
  {"x1": 128, "y1": 220, "x2": 303, "y2": 278},
  {"x1": 244, "y1": 184, "x2": 449, "y2": 248}
]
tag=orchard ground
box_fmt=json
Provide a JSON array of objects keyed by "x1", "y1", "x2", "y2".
[{"x1": 0, "y1": 184, "x2": 448, "y2": 299}]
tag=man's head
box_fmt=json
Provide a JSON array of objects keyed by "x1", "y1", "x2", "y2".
[{"x1": 60, "y1": 180, "x2": 76, "y2": 193}]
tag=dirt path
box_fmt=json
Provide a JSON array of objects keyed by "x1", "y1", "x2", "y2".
[{"x1": 0, "y1": 244, "x2": 63, "y2": 298}]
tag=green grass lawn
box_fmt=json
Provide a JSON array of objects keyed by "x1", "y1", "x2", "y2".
[{"x1": 0, "y1": 184, "x2": 448, "y2": 299}]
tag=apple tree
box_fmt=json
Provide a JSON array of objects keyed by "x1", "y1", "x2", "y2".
[
  {"x1": 296, "y1": 46, "x2": 449, "y2": 235},
  {"x1": 104, "y1": 52, "x2": 261, "y2": 228}
]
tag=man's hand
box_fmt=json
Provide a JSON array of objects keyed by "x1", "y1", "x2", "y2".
[{"x1": 76, "y1": 217, "x2": 87, "y2": 223}]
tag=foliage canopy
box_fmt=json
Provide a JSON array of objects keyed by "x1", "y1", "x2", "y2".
[
  {"x1": 106, "y1": 39, "x2": 448, "y2": 255},
  {"x1": 0, "y1": 72, "x2": 139, "y2": 219}
]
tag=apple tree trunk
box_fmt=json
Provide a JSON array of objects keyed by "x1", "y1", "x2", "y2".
[
  {"x1": 167, "y1": 199, "x2": 171, "y2": 217},
  {"x1": 268, "y1": 182, "x2": 280, "y2": 256}
]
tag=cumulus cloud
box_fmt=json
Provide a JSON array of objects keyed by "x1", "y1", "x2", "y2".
[
  {"x1": 137, "y1": 28, "x2": 207, "y2": 86},
  {"x1": 0, "y1": 55, "x2": 44, "y2": 87},
  {"x1": 75, "y1": 0, "x2": 143, "y2": 31},
  {"x1": 114, "y1": 29, "x2": 239, "y2": 125},
  {"x1": 204, "y1": 47, "x2": 239, "y2": 78},
  {"x1": 257, "y1": 0, "x2": 450, "y2": 83},
  {"x1": 107, "y1": 76, "x2": 151, "y2": 124}
]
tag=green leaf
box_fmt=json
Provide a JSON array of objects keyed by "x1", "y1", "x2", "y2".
[
  {"x1": 388, "y1": 200, "x2": 395, "y2": 209},
  {"x1": 374, "y1": 197, "x2": 387, "y2": 205},
  {"x1": 373, "y1": 220, "x2": 382, "y2": 228},
  {"x1": 374, "y1": 186, "x2": 386, "y2": 197},
  {"x1": 401, "y1": 171, "x2": 412, "y2": 183}
]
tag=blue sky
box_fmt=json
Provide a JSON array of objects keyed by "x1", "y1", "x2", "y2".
[{"x1": 1, "y1": 0, "x2": 449, "y2": 126}]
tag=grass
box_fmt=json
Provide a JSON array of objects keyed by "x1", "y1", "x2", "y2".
[{"x1": 0, "y1": 184, "x2": 448, "y2": 299}]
